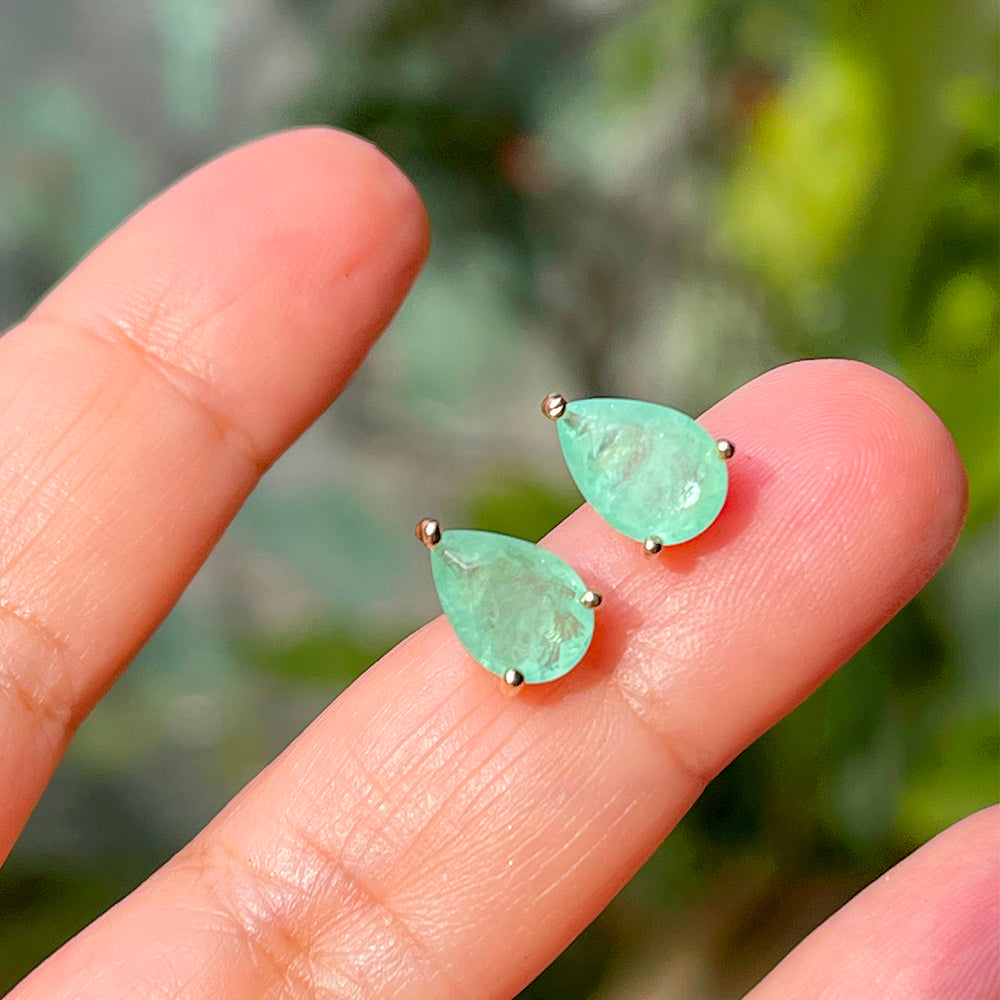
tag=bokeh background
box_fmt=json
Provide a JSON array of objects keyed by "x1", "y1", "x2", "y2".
[{"x1": 1, "y1": 1, "x2": 997, "y2": 996}]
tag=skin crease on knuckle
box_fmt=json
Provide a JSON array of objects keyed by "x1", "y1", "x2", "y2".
[{"x1": 157, "y1": 825, "x2": 456, "y2": 1000}]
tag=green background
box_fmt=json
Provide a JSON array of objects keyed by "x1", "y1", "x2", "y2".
[{"x1": 0, "y1": 1, "x2": 996, "y2": 996}]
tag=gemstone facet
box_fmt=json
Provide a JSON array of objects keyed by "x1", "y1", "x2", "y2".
[
  {"x1": 556, "y1": 398, "x2": 729, "y2": 545},
  {"x1": 429, "y1": 529, "x2": 595, "y2": 684}
]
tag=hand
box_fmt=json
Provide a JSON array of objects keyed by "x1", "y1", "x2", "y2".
[{"x1": 0, "y1": 129, "x2": 994, "y2": 1000}]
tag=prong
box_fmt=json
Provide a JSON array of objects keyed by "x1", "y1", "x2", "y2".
[
  {"x1": 415, "y1": 517, "x2": 442, "y2": 548},
  {"x1": 504, "y1": 668, "x2": 525, "y2": 688},
  {"x1": 716, "y1": 439, "x2": 735, "y2": 460},
  {"x1": 580, "y1": 589, "x2": 602, "y2": 609},
  {"x1": 541, "y1": 393, "x2": 568, "y2": 420},
  {"x1": 643, "y1": 536, "x2": 663, "y2": 556}
]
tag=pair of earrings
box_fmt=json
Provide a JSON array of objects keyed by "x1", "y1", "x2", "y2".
[{"x1": 418, "y1": 394, "x2": 735, "y2": 688}]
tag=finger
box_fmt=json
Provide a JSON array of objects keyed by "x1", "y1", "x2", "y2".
[
  {"x1": 8, "y1": 361, "x2": 967, "y2": 1000},
  {"x1": 744, "y1": 806, "x2": 999, "y2": 999},
  {"x1": 0, "y1": 128, "x2": 429, "y2": 860}
]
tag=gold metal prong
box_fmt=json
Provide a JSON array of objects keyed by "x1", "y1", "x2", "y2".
[
  {"x1": 643, "y1": 536, "x2": 663, "y2": 556},
  {"x1": 716, "y1": 439, "x2": 735, "y2": 460},
  {"x1": 541, "y1": 393, "x2": 568, "y2": 420},
  {"x1": 416, "y1": 517, "x2": 442, "y2": 548},
  {"x1": 580, "y1": 589, "x2": 602, "y2": 608},
  {"x1": 504, "y1": 668, "x2": 525, "y2": 688}
]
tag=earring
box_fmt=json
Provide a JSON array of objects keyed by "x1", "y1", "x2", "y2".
[
  {"x1": 542, "y1": 393, "x2": 734, "y2": 554},
  {"x1": 416, "y1": 518, "x2": 601, "y2": 687}
]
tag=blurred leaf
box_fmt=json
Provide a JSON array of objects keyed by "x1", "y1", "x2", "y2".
[
  {"x1": 149, "y1": 0, "x2": 223, "y2": 131},
  {"x1": 386, "y1": 245, "x2": 524, "y2": 415},
  {"x1": 515, "y1": 913, "x2": 616, "y2": 1000},
  {"x1": 0, "y1": 867, "x2": 138, "y2": 993},
  {"x1": 719, "y1": 43, "x2": 884, "y2": 311},
  {"x1": 238, "y1": 485, "x2": 404, "y2": 611},
  {"x1": 898, "y1": 710, "x2": 999, "y2": 845},
  {"x1": 895, "y1": 83, "x2": 999, "y2": 526},
  {"x1": 627, "y1": 821, "x2": 703, "y2": 908},
  {"x1": 462, "y1": 470, "x2": 579, "y2": 542},
  {"x1": 904, "y1": 355, "x2": 998, "y2": 529},
  {"x1": 70, "y1": 601, "x2": 240, "y2": 772},
  {"x1": 0, "y1": 84, "x2": 140, "y2": 264},
  {"x1": 240, "y1": 623, "x2": 401, "y2": 687},
  {"x1": 596, "y1": 2, "x2": 697, "y2": 104}
]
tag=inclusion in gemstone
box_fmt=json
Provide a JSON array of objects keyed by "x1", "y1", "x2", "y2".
[
  {"x1": 424, "y1": 527, "x2": 596, "y2": 684},
  {"x1": 554, "y1": 397, "x2": 729, "y2": 546}
]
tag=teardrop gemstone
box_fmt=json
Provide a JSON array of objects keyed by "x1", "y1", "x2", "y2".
[
  {"x1": 557, "y1": 398, "x2": 728, "y2": 545},
  {"x1": 430, "y1": 530, "x2": 595, "y2": 683}
]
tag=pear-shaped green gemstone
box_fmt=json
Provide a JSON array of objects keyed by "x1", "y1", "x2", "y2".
[
  {"x1": 430, "y1": 530, "x2": 594, "y2": 683},
  {"x1": 557, "y1": 398, "x2": 728, "y2": 545}
]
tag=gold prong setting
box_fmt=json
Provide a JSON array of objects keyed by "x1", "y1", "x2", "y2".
[
  {"x1": 415, "y1": 517, "x2": 442, "y2": 548},
  {"x1": 541, "y1": 392, "x2": 568, "y2": 421},
  {"x1": 642, "y1": 536, "x2": 663, "y2": 556}
]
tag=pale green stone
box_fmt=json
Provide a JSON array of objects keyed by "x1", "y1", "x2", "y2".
[
  {"x1": 430, "y1": 530, "x2": 594, "y2": 683},
  {"x1": 557, "y1": 398, "x2": 728, "y2": 545}
]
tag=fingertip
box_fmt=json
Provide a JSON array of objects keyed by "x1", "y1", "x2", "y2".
[
  {"x1": 273, "y1": 126, "x2": 432, "y2": 277},
  {"x1": 714, "y1": 358, "x2": 968, "y2": 586},
  {"x1": 176, "y1": 125, "x2": 432, "y2": 325},
  {"x1": 31, "y1": 126, "x2": 432, "y2": 465},
  {"x1": 572, "y1": 358, "x2": 974, "y2": 780}
]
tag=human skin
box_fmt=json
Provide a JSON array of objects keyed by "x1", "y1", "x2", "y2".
[{"x1": 0, "y1": 128, "x2": 995, "y2": 999}]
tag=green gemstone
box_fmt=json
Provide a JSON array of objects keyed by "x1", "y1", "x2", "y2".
[
  {"x1": 430, "y1": 530, "x2": 594, "y2": 683},
  {"x1": 557, "y1": 398, "x2": 728, "y2": 545}
]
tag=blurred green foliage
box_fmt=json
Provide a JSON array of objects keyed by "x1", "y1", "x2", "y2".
[{"x1": 0, "y1": 0, "x2": 997, "y2": 997}]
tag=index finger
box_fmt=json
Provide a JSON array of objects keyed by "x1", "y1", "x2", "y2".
[{"x1": 7, "y1": 360, "x2": 968, "y2": 1000}]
